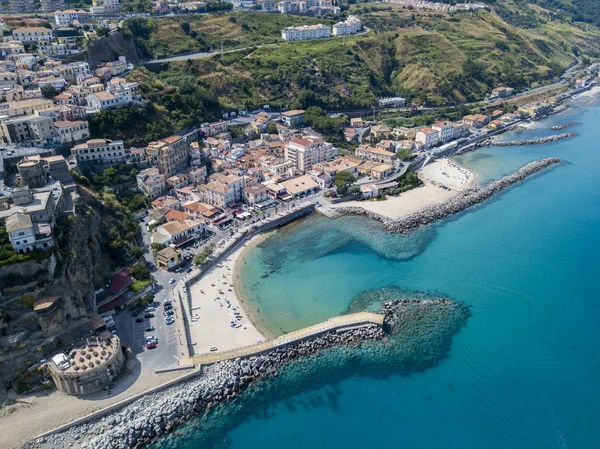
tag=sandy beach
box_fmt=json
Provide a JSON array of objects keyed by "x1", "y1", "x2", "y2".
[
  {"x1": 334, "y1": 158, "x2": 477, "y2": 221},
  {"x1": 187, "y1": 240, "x2": 266, "y2": 355}
]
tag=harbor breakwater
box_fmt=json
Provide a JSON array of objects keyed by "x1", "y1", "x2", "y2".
[
  {"x1": 551, "y1": 122, "x2": 577, "y2": 131},
  {"x1": 335, "y1": 158, "x2": 561, "y2": 234},
  {"x1": 26, "y1": 297, "x2": 470, "y2": 449},
  {"x1": 492, "y1": 132, "x2": 574, "y2": 146}
]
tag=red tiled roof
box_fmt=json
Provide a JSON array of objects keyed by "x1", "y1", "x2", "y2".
[{"x1": 108, "y1": 273, "x2": 133, "y2": 294}]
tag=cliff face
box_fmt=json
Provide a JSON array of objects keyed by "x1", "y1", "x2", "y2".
[
  {"x1": 86, "y1": 31, "x2": 145, "y2": 65},
  {"x1": 0, "y1": 191, "x2": 110, "y2": 394}
]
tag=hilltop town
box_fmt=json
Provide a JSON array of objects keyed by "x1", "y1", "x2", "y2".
[{"x1": 0, "y1": 0, "x2": 599, "y2": 446}]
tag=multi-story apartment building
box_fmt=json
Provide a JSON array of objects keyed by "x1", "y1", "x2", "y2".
[
  {"x1": 54, "y1": 120, "x2": 89, "y2": 144},
  {"x1": 0, "y1": 115, "x2": 55, "y2": 145},
  {"x1": 354, "y1": 144, "x2": 397, "y2": 165},
  {"x1": 284, "y1": 137, "x2": 337, "y2": 171},
  {"x1": 86, "y1": 91, "x2": 118, "y2": 110},
  {"x1": 54, "y1": 9, "x2": 89, "y2": 25},
  {"x1": 415, "y1": 127, "x2": 440, "y2": 149},
  {"x1": 332, "y1": 16, "x2": 362, "y2": 36},
  {"x1": 106, "y1": 78, "x2": 142, "y2": 104},
  {"x1": 0, "y1": 71, "x2": 19, "y2": 87},
  {"x1": 197, "y1": 174, "x2": 244, "y2": 207},
  {"x1": 2, "y1": 86, "x2": 42, "y2": 102},
  {"x1": 40, "y1": 0, "x2": 65, "y2": 11},
  {"x1": 71, "y1": 138, "x2": 125, "y2": 165},
  {"x1": 0, "y1": 98, "x2": 55, "y2": 118},
  {"x1": 12, "y1": 27, "x2": 55, "y2": 43},
  {"x1": 90, "y1": 0, "x2": 120, "y2": 14},
  {"x1": 0, "y1": 41, "x2": 25, "y2": 56},
  {"x1": 281, "y1": 109, "x2": 305, "y2": 127},
  {"x1": 281, "y1": 24, "x2": 330, "y2": 42},
  {"x1": 8, "y1": 0, "x2": 36, "y2": 13},
  {"x1": 145, "y1": 135, "x2": 189, "y2": 178},
  {"x1": 136, "y1": 167, "x2": 166, "y2": 199},
  {"x1": 432, "y1": 121, "x2": 454, "y2": 144}
]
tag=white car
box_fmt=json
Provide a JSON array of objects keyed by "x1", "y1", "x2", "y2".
[{"x1": 169, "y1": 278, "x2": 176, "y2": 284}]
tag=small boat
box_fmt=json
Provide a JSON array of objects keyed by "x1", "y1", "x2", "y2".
[
  {"x1": 210, "y1": 347, "x2": 218, "y2": 352},
  {"x1": 264, "y1": 260, "x2": 273, "y2": 266}
]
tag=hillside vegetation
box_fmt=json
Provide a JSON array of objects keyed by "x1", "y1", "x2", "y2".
[
  {"x1": 123, "y1": 13, "x2": 334, "y2": 59},
  {"x1": 111, "y1": 7, "x2": 600, "y2": 143}
]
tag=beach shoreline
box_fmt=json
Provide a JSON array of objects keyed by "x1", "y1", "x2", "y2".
[
  {"x1": 334, "y1": 157, "x2": 477, "y2": 221},
  {"x1": 186, "y1": 240, "x2": 267, "y2": 356},
  {"x1": 232, "y1": 233, "x2": 280, "y2": 341}
]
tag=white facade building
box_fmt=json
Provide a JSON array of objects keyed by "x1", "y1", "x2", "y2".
[
  {"x1": 332, "y1": 16, "x2": 362, "y2": 36},
  {"x1": 71, "y1": 138, "x2": 125, "y2": 165},
  {"x1": 284, "y1": 137, "x2": 337, "y2": 171},
  {"x1": 54, "y1": 10, "x2": 89, "y2": 25},
  {"x1": 282, "y1": 24, "x2": 330, "y2": 42}
]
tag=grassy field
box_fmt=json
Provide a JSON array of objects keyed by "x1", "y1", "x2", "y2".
[{"x1": 123, "y1": 13, "x2": 334, "y2": 59}]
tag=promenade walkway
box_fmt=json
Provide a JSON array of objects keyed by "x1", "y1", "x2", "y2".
[{"x1": 192, "y1": 312, "x2": 385, "y2": 365}]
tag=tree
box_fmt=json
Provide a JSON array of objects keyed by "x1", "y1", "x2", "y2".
[
  {"x1": 180, "y1": 22, "x2": 191, "y2": 34},
  {"x1": 151, "y1": 242, "x2": 164, "y2": 252},
  {"x1": 267, "y1": 123, "x2": 278, "y2": 134},
  {"x1": 130, "y1": 246, "x2": 144, "y2": 259},
  {"x1": 130, "y1": 262, "x2": 151, "y2": 280},
  {"x1": 96, "y1": 27, "x2": 110, "y2": 37},
  {"x1": 334, "y1": 171, "x2": 356, "y2": 196},
  {"x1": 193, "y1": 245, "x2": 214, "y2": 265}
]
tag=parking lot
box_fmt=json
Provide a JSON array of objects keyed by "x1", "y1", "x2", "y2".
[{"x1": 113, "y1": 295, "x2": 183, "y2": 372}]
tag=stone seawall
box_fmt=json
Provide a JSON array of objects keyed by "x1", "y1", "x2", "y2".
[
  {"x1": 335, "y1": 158, "x2": 561, "y2": 234},
  {"x1": 27, "y1": 324, "x2": 384, "y2": 449},
  {"x1": 492, "y1": 132, "x2": 574, "y2": 146}
]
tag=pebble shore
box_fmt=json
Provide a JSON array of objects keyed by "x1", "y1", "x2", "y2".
[{"x1": 335, "y1": 158, "x2": 561, "y2": 233}]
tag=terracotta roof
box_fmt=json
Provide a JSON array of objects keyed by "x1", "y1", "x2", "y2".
[
  {"x1": 107, "y1": 273, "x2": 133, "y2": 294},
  {"x1": 165, "y1": 209, "x2": 192, "y2": 222}
]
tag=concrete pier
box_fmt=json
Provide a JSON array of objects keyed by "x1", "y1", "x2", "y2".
[{"x1": 192, "y1": 312, "x2": 385, "y2": 365}]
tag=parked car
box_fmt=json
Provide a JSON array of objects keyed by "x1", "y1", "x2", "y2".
[
  {"x1": 165, "y1": 318, "x2": 174, "y2": 325},
  {"x1": 145, "y1": 326, "x2": 155, "y2": 332},
  {"x1": 135, "y1": 318, "x2": 144, "y2": 323},
  {"x1": 146, "y1": 342, "x2": 157, "y2": 349},
  {"x1": 186, "y1": 268, "x2": 192, "y2": 273},
  {"x1": 144, "y1": 306, "x2": 155, "y2": 312},
  {"x1": 144, "y1": 313, "x2": 155, "y2": 318},
  {"x1": 163, "y1": 299, "x2": 172, "y2": 306},
  {"x1": 169, "y1": 278, "x2": 176, "y2": 284}
]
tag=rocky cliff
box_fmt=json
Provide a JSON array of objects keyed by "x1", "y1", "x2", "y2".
[
  {"x1": 86, "y1": 31, "x2": 145, "y2": 65},
  {"x1": 0, "y1": 190, "x2": 111, "y2": 395}
]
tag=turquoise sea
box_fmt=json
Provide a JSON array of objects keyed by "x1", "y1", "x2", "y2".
[{"x1": 154, "y1": 92, "x2": 600, "y2": 449}]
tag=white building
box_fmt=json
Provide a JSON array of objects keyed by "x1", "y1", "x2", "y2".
[
  {"x1": 282, "y1": 24, "x2": 330, "y2": 42},
  {"x1": 54, "y1": 9, "x2": 89, "y2": 25},
  {"x1": 432, "y1": 121, "x2": 454, "y2": 144},
  {"x1": 54, "y1": 120, "x2": 89, "y2": 144},
  {"x1": 91, "y1": 0, "x2": 120, "y2": 14},
  {"x1": 71, "y1": 138, "x2": 125, "y2": 165},
  {"x1": 12, "y1": 27, "x2": 54, "y2": 43},
  {"x1": 415, "y1": 127, "x2": 440, "y2": 149},
  {"x1": 284, "y1": 137, "x2": 337, "y2": 171},
  {"x1": 86, "y1": 91, "x2": 118, "y2": 110},
  {"x1": 136, "y1": 167, "x2": 166, "y2": 199},
  {"x1": 5, "y1": 213, "x2": 54, "y2": 254},
  {"x1": 332, "y1": 15, "x2": 362, "y2": 36}
]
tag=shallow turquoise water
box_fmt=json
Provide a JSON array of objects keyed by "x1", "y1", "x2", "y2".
[{"x1": 155, "y1": 94, "x2": 600, "y2": 449}]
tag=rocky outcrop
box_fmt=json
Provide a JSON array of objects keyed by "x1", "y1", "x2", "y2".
[
  {"x1": 86, "y1": 31, "x2": 145, "y2": 65},
  {"x1": 492, "y1": 132, "x2": 574, "y2": 146},
  {"x1": 335, "y1": 158, "x2": 561, "y2": 234},
  {"x1": 551, "y1": 122, "x2": 576, "y2": 131}
]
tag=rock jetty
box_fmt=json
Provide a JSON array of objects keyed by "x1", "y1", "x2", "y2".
[
  {"x1": 492, "y1": 132, "x2": 574, "y2": 146},
  {"x1": 551, "y1": 122, "x2": 576, "y2": 131},
  {"x1": 335, "y1": 158, "x2": 561, "y2": 234},
  {"x1": 25, "y1": 325, "x2": 384, "y2": 449}
]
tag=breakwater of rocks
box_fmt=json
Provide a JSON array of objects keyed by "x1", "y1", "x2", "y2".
[
  {"x1": 551, "y1": 122, "x2": 576, "y2": 131},
  {"x1": 492, "y1": 132, "x2": 574, "y2": 146},
  {"x1": 26, "y1": 324, "x2": 385, "y2": 449},
  {"x1": 335, "y1": 158, "x2": 561, "y2": 234}
]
